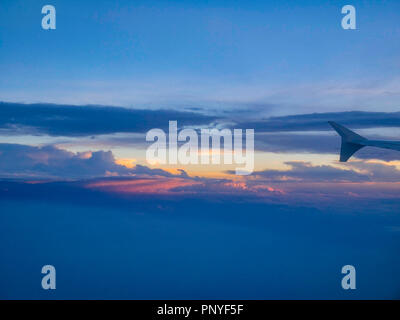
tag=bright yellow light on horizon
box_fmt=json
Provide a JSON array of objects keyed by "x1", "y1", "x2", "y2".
[{"x1": 115, "y1": 158, "x2": 137, "y2": 169}]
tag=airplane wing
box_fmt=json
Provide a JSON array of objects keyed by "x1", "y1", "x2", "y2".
[
  {"x1": 361, "y1": 139, "x2": 400, "y2": 151},
  {"x1": 328, "y1": 121, "x2": 400, "y2": 162}
]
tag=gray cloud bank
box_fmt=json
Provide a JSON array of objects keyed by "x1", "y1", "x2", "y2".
[
  {"x1": 0, "y1": 143, "x2": 188, "y2": 179},
  {"x1": 236, "y1": 111, "x2": 400, "y2": 132},
  {"x1": 1, "y1": 102, "x2": 400, "y2": 137},
  {"x1": 249, "y1": 161, "x2": 400, "y2": 183},
  {"x1": 1, "y1": 102, "x2": 400, "y2": 161},
  {"x1": 0, "y1": 102, "x2": 215, "y2": 137}
]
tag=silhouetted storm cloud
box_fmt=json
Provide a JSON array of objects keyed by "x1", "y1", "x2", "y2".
[
  {"x1": 235, "y1": 111, "x2": 400, "y2": 132},
  {"x1": 0, "y1": 102, "x2": 216, "y2": 136},
  {"x1": 2, "y1": 103, "x2": 400, "y2": 138},
  {"x1": 0, "y1": 143, "x2": 188, "y2": 179},
  {"x1": 248, "y1": 161, "x2": 400, "y2": 183}
]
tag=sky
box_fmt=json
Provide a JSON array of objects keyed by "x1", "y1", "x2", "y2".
[
  {"x1": 1, "y1": 0, "x2": 400, "y2": 111},
  {"x1": 0, "y1": 0, "x2": 400, "y2": 299}
]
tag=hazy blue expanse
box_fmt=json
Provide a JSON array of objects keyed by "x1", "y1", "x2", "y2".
[{"x1": 1, "y1": 180, "x2": 399, "y2": 299}]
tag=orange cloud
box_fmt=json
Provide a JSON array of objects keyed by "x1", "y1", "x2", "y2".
[
  {"x1": 86, "y1": 177, "x2": 200, "y2": 194},
  {"x1": 115, "y1": 158, "x2": 136, "y2": 169}
]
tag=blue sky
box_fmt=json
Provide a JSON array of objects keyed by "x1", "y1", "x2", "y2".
[{"x1": 1, "y1": 0, "x2": 400, "y2": 112}]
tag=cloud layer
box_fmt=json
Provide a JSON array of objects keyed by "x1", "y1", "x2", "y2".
[
  {"x1": 235, "y1": 111, "x2": 400, "y2": 132},
  {"x1": 2, "y1": 102, "x2": 400, "y2": 137},
  {"x1": 0, "y1": 102, "x2": 215, "y2": 136},
  {"x1": 0, "y1": 143, "x2": 190, "y2": 179},
  {"x1": 251, "y1": 161, "x2": 400, "y2": 183}
]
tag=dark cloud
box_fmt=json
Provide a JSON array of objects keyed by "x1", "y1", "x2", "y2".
[
  {"x1": 255, "y1": 133, "x2": 338, "y2": 153},
  {"x1": 131, "y1": 164, "x2": 188, "y2": 178},
  {"x1": 0, "y1": 143, "x2": 127, "y2": 178},
  {"x1": 230, "y1": 110, "x2": 400, "y2": 161},
  {"x1": 0, "y1": 102, "x2": 216, "y2": 137},
  {"x1": 0, "y1": 143, "x2": 187, "y2": 179},
  {"x1": 347, "y1": 161, "x2": 400, "y2": 182},
  {"x1": 2, "y1": 102, "x2": 400, "y2": 162},
  {"x1": 249, "y1": 161, "x2": 370, "y2": 182},
  {"x1": 2, "y1": 102, "x2": 400, "y2": 138},
  {"x1": 234, "y1": 111, "x2": 400, "y2": 132},
  {"x1": 248, "y1": 161, "x2": 400, "y2": 183}
]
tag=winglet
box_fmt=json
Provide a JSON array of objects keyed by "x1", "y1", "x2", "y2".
[{"x1": 328, "y1": 121, "x2": 366, "y2": 162}]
